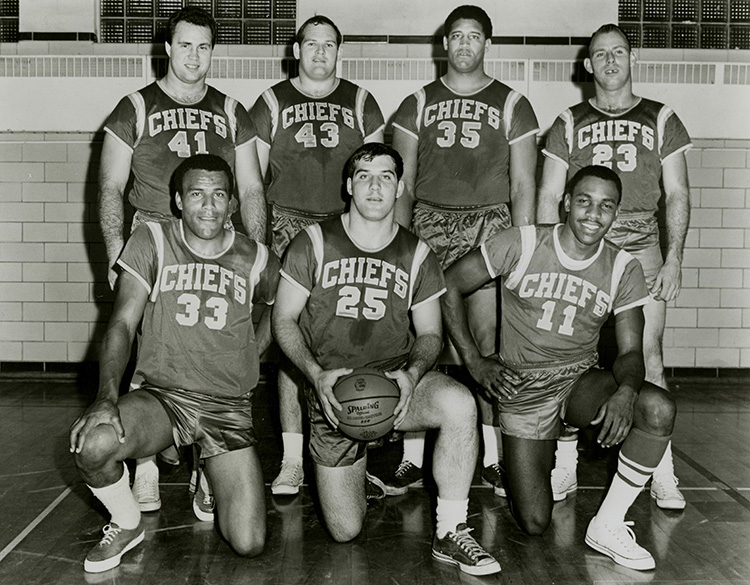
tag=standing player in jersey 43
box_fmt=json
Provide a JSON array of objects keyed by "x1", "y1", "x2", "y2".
[
  {"x1": 272, "y1": 143, "x2": 500, "y2": 576},
  {"x1": 538, "y1": 23, "x2": 691, "y2": 510},
  {"x1": 248, "y1": 15, "x2": 385, "y2": 497},
  {"x1": 70, "y1": 154, "x2": 278, "y2": 573},
  {"x1": 442, "y1": 165, "x2": 677, "y2": 571}
]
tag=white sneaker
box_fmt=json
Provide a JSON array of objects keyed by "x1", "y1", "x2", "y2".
[
  {"x1": 551, "y1": 466, "x2": 577, "y2": 502},
  {"x1": 585, "y1": 516, "x2": 655, "y2": 571},
  {"x1": 131, "y1": 469, "x2": 161, "y2": 512},
  {"x1": 271, "y1": 459, "x2": 304, "y2": 496},
  {"x1": 650, "y1": 474, "x2": 686, "y2": 510}
]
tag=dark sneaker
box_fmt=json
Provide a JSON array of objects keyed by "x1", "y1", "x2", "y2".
[
  {"x1": 192, "y1": 470, "x2": 215, "y2": 522},
  {"x1": 381, "y1": 460, "x2": 423, "y2": 496},
  {"x1": 84, "y1": 520, "x2": 145, "y2": 573},
  {"x1": 481, "y1": 463, "x2": 507, "y2": 497},
  {"x1": 365, "y1": 473, "x2": 386, "y2": 500},
  {"x1": 432, "y1": 523, "x2": 501, "y2": 575}
]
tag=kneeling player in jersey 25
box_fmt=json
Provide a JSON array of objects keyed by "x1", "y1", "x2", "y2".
[
  {"x1": 272, "y1": 143, "x2": 500, "y2": 576},
  {"x1": 441, "y1": 165, "x2": 677, "y2": 572},
  {"x1": 70, "y1": 154, "x2": 279, "y2": 573}
]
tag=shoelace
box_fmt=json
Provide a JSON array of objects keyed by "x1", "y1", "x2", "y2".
[
  {"x1": 612, "y1": 521, "x2": 640, "y2": 550},
  {"x1": 449, "y1": 528, "x2": 487, "y2": 560},
  {"x1": 99, "y1": 524, "x2": 122, "y2": 546},
  {"x1": 201, "y1": 492, "x2": 214, "y2": 507},
  {"x1": 280, "y1": 461, "x2": 301, "y2": 482},
  {"x1": 395, "y1": 461, "x2": 414, "y2": 478},
  {"x1": 487, "y1": 463, "x2": 502, "y2": 476}
]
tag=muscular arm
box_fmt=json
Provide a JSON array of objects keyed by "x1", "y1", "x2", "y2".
[
  {"x1": 99, "y1": 134, "x2": 133, "y2": 289},
  {"x1": 537, "y1": 157, "x2": 568, "y2": 223},
  {"x1": 509, "y1": 134, "x2": 537, "y2": 226},
  {"x1": 654, "y1": 152, "x2": 691, "y2": 302},
  {"x1": 235, "y1": 141, "x2": 266, "y2": 242},
  {"x1": 392, "y1": 128, "x2": 418, "y2": 229},
  {"x1": 70, "y1": 271, "x2": 148, "y2": 452}
]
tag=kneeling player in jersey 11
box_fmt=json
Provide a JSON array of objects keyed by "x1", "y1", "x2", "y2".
[
  {"x1": 272, "y1": 143, "x2": 500, "y2": 576},
  {"x1": 70, "y1": 154, "x2": 279, "y2": 573},
  {"x1": 442, "y1": 165, "x2": 677, "y2": 571}
]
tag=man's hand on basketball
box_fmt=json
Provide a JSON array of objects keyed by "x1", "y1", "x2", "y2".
[
  {"x1": 590, "y1": 386, "x2": 638, "y2": 448},
  {"x1": 313, "y1": 367, "x2": 352, "y2": 429},
  {"x1": 651, "y1": 257, "x2": 681, "y2": 302},
  {"x1": 385, "y1": 369, "x2": 417, "y2": 429},
  {"x1": 69, "y1": 398, "x2": 125, "y2": 454},
  {"x1": 466, "y1": 356, "x2": 521, "y2": 401}
]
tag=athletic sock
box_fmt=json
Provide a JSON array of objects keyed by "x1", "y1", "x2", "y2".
[
  {"x1": 435, "y1": 497, "x2": 469, "y2": 539},
  {"x1": 281, "y1": 432, "x2": 304, "y2": 463},
  {"x1": 554, "y1": 435, "x2": 578, "y2": 469},
  {"x1": 89, "y1": 463, "x2": 141, "y2": 530},
  {"x1": 134, "y1": 455, "x2": 158, "y2": 476},
  {"x1": 653, "y1": 441, "x2": 676, "y2": 480},
  {"x1": 402, "y1": 431, "x2": 425, "y2": 468},
  {"x1": 481, "y1": 424, "x2": 500, "y2": 467},
  {"x1": 596, "y1": 429, "x2": 670, "y2": 524}
]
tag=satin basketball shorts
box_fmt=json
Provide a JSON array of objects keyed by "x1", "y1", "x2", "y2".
[
  {"x1": 605, "y1": 212, "x2": 662, "y2": 288},
  {"x1": 270, "y1": 204, "x2": 340, "y2": 258},
  {"x1": 495, "y1": 352, "x2": 598, "y2": 440},
  {"x1": 142, "y1": 385, "x2": 256, "y2": 458}
]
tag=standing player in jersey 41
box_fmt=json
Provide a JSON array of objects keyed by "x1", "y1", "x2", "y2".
[
  {"x1": 442, "y1": 165, "x2": 677, "y2": 571},
  {"x1": 248, "y1": 15, "x2": 385, "y2": 497},
  {"x1": 538, "y1": 23, "x2": 691, "y2": 510},
  {"x1": 70, "y1": 154, "x2": 278, "y2": 573}
]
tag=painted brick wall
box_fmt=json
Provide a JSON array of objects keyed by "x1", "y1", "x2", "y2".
[{"x1": 0, "y1": 132, "x2": 747, "y2": 370}]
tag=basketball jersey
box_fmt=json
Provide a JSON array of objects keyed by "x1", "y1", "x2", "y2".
[
  {"x1": 480, "y1": 224, "x2": 649, "y2": 365},
  {"x1": 392, "y1": 78, "x2": 539, "y2": 208},
  {"x1": 105, "y1": 82, "x2": 256, "y2": 216},
  {"x1": 249, "y1": 79, "x2": 385, "y2": 214},
  {"x1": 281, "y1": 217, "x2": 446, "y2": 370},
  {"x1": 543, "y1": 97, "x2": 692, "y2": 214},
  {"x1": 118, "y1": 219, "x2": 279, "y2": 397}
]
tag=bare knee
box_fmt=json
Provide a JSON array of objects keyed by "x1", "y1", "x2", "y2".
[
  {"x1": 328, "y1": 523, "x2": 362, "y2": 543},
  {"x1": 74, "y1": 424, "x2": 120, "y2": 472},
  {"x1": 515, "y1": 506, "x2": 551, "y2": 536},
  {"x1": 636, "y1": 384, "x2": 676, "y2": 434},
  {"x1": 437, "y1": 379, "x2": 476, "y2": 426},
  {"x1": 228, "y1": 529, "x2": 265, "y2": 557}
]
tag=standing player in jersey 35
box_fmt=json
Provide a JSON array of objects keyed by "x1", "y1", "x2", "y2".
[
  {"x1": 272, "y1": 143, "x2": 500, "y2": 576},
  {"x1": 70, "y1": 154, "x2": 278, "y2": 573},
  {"x1": 442, "y1": 165, "x2": 677, "y2": 571},
  {"x1": 538, "y1": 24, "x2": 691, "y2": 510},
  {"x1": 248, "y1": 15, "x2": 385, "y2": 496},
  {"x1": 99, "y1": 6, "x2": 266, "y2": 514},
  {"x1": 381, "y1": 4, "x2": 538, "y2": 497}
]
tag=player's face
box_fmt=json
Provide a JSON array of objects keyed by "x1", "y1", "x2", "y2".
[
  {"x1": 347, "y1": 155, "x2": 404, "y2": 222},
  {"x1": 294, "y1": 23, "x2": 340, "y2": 80},
  {"x1": 562, "y1": 175, "x2": 620, "y2": 252},
  {"x1": 176, "y1": 169, "x2": 231, "y2": 244},
  {"x1": 585, "y1": 30, "x2": 634, "y2": 91},
  {"x1": 166, "y1": 22, "x2": 213, "y2": 85},
  {"x1": 444, "y1": 18, "x2": 490, "y2": 74}
]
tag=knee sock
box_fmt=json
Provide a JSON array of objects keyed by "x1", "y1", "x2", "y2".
[
  {"x1": 89, "y1": 463, "x2": 141, "y2": 530},
  {"x1": 596, "y1": 429, "x2": 670, "y2": 524},
  {"x1": 435, "y1": 497, "x2": 469, "y2": 539},
  {"x1": 653, "y1": 441, "x2": 676, "y2": 480},
  {"x1": 481, "y1": 424, "x2": 501, "y2": 467},
  {"x1": 282, "y1": 432, "x2": 303, "y2": 463},
  {"x1": 402, "y1": 431, "x2": 425, "y2": 468},
  {"x1": 554, "y1": 435, "x2": 578, "y2": 469}
]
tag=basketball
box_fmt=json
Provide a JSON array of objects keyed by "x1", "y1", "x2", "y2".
[{"x1": 333, "y1": 368, "x2": 400, "y2": 441}]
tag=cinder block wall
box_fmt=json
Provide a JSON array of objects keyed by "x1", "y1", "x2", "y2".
[{"x1": 0, "y1": 132, "x2": 748, "y2": 373}]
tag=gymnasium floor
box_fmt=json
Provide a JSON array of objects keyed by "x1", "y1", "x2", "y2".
[{"x1": 0, "y1": 372, "x2": 748, "y2": 585}]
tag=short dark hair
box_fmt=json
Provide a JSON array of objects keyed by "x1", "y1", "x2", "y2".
[
  {"x1": 566, "y1": 165, "x2": 622, "y2": 204},
  {"x1": 173, "y1": 154, "x2": 234, "y2": 199},
  {"x1": 345, "y1": 143, "x2": 404, "y2": 180},
  {"x1": 296, "y1": 15, "x2": 342, "y2": 46},
  {"x1": 589, "y1": 23, "x2": 631, "y2": 55},
  {"x1": 166, "y1": 6, "x2": 217, "y2": 48},
  {"x1": 444, "y1": 5, "x2": 492, "y2": 39}
]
